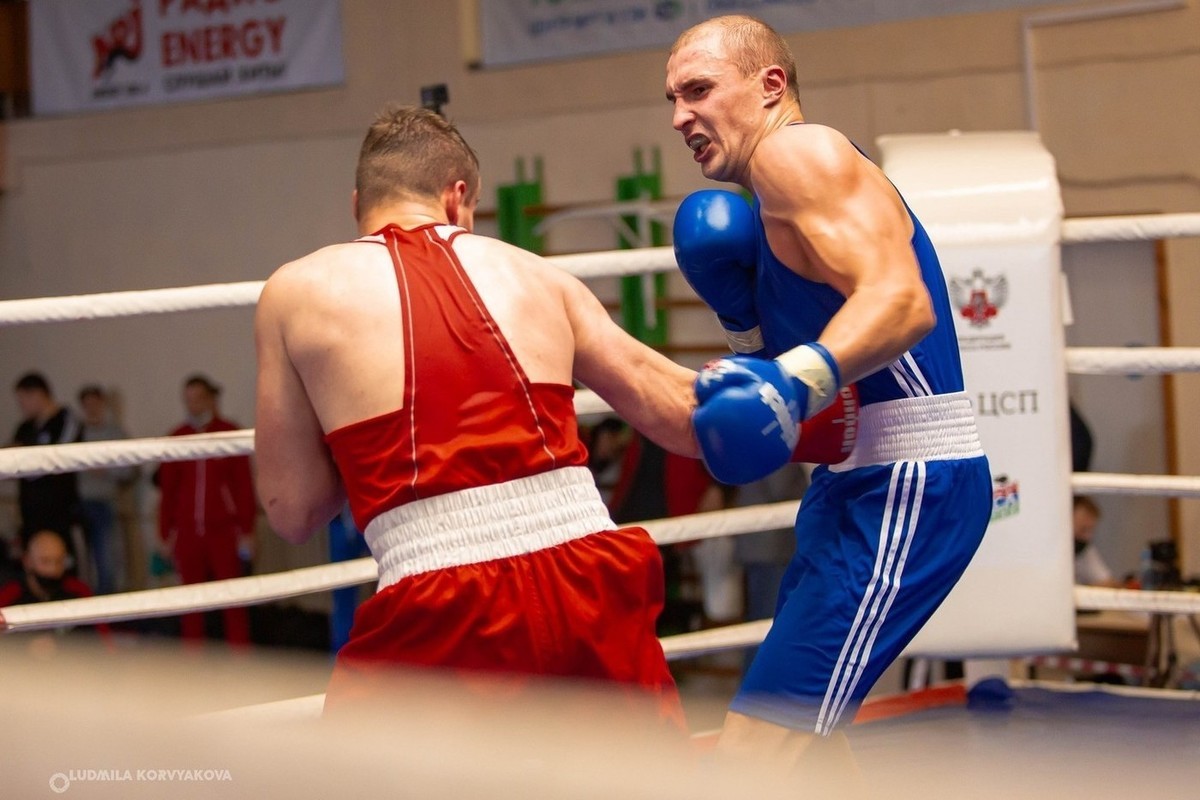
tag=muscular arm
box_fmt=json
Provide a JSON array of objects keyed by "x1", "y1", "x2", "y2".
[
  {"x1": 752, "y1": 126, "x2": 934, "y2": 383},
  {"x1": 563, "y1": 276, "x2": 699, "y2": 458},
  {"x1": 254, "y1": 274, "x2": 345, "y2": 544}
]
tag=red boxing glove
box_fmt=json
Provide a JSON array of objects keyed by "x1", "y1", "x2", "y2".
[{"x1": 791, "y1": 384, "x2": 859, "y2": 465}]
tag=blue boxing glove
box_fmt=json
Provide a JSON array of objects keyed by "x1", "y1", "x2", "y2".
[
  {"x1": 693, "y1": 345, "x2": 842, "y2": 485},
  {"x1": 673, "y1": 189, "x2": 764, "y2": 356}
]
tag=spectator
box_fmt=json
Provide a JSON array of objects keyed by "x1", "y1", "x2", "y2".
[
  {"x1": 1073, "y1": 495, "x2": 1119, "y2": 588},
  {"x1": 157, "y1": 374, "x2": 256, "y2": 645},
  {"x1": 607, "y1": 430, "x2": 728, "y2": 634},
  {"x1": 585, "y1": 417, "x2": 630, "y2": 506},
  {"x1": 0, "y1": 528, "x2": 94, "y2": 605},
  {"x1": 10, "y1": 372, "x2": 82, "y2": 549},
  {"x1": 77, "y1": 385, "x2": 134, "y2": 594},
  {"x1": 0, "y1": 529, "x2": 112, "y2": 653},
  {"x1": 731, "y1": 463, "x2": 808, "y2": 625},
  {"x1": 1070, "y1": 402, "x2": 1094, "y2": 473}
]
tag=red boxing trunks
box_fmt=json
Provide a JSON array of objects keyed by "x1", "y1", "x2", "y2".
[{"x1": 324, "y1": 467, "x2": 684, "y2": 730}]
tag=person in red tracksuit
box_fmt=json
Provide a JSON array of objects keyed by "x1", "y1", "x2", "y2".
[{"x1": 158, "y1": 374, "x2": 256, "y2": 645}]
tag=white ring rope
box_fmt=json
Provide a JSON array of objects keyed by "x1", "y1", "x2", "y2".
[
  {"x1": 0, "y1": 430, "x2": 254, "y2": 479},
  {"x1": 0, "y1": 502, "x2": 801, "y2": 633},
  {"x1": 659, "y1": 619, "x2": 774, "y2": 661},
  {"x1": 1075, "y1": 585, "x2": 1200, "y2": 616},
  {"x1": 0, "y1": 250, "x2": 678, "y2": 327},
  {"x1": 1060, "y1": 212, "x2": 1200, "y2": 244},
  {"x1": 0, "y1": 393, "x2": 612, "y2": 480},
  {"x1": 200, "y1": 618, "x2": 778, "y2": 723},
  {"x1": 4, "y1": 210, "x2": 1200, "y2": 651},
  {"x1": 6, "y1": 345, "x2": 1200, "y2": 480},
  {"x1": 1, "y1": 212, "x2": 1198, "y2": 327},
  {"x1": 1071, "y1": 472, "x2": 1200, "y2": 497},
  {"x1": 1066, "y1": 347, "x2": 1200, "y2": 375},
  {"x1": 7, "y1": 485, "x2": 1193, "y2": 638},
  {"x1": 0, "y1": 559, "x2": 377, "y2": 633},
  {"x1": 0, "y1": 281, "x2": 265, "y2": 328}
]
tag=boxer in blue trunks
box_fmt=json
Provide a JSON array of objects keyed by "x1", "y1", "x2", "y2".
[{"x1": 666, "y1": 15, "x2": 992, "y2": 769}]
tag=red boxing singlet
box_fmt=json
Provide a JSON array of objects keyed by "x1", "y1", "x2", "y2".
[
  {"x1": 320, "y1": 224, "x2": 683, "y2": 729},
  {"x1": 324, "y1": 223, "x2": 589, "y2": 532}
]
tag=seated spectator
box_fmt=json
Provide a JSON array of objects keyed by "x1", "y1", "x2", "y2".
[
  {"x1": 0, "y1": 529, "x2": 95, "y2": 606},
  {"x1": 0, "y1": 529, "x2": 112, "y2": 654},
  {"x1": 1073, "y1": 495, "x2": 1120, "y2": 588}
]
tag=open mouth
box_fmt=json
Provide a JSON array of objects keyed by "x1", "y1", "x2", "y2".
[{"x1": 686, "y1": 134, "x2": 710, "y2": 160}]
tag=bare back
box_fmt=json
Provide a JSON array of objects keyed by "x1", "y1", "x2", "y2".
[
  {"x1": 266, "y1": 228, "x2": 577, "y2": 434},
  {"x1": 255, "y1": 222, "x2": 696, "y2": 542}
]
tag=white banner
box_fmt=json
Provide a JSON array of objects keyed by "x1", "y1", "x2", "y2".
[
  {"x1": 30, "y1": 0, "x2": 344, "y2": 116},
  {"x1": 481, "y1": 0, "x2": 1054, "y2": 67},
  {"x1": 880, "y1": 131, "x2": 1076, "y2": 659}
]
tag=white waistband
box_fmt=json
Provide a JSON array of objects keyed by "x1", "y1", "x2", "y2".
[
  {"x1": 829, "y1": 392, "x2": 984, "y2": 472},
  {"x1": 364, "y1": 466, "x2": 616, "y2": 589}
]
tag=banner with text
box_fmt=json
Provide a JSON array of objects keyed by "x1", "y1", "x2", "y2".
[
  {"x1": 30, "y1": 0, "x2": 344, "y2": 116},
  {"x1": 481, "y1": 0, "x2": 1055, "y2": 67}
]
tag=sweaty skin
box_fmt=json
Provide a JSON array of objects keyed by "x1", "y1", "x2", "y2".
[
  {"x1": 255, "y1": 186, "x2": 698, "y2": 544},
  {"x1": 665, "y1": 27, "x2": 934, "y2": 387}
]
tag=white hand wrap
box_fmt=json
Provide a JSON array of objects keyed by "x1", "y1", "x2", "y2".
[
  {"x1": 777, "y1": 343, "x2": 840, "y2": 419},
  {"x1": 723, "y1": 325, "x2": 765, "y2": 355}
]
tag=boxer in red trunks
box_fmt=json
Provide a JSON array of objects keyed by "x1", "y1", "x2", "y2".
[{"x1": 253, "y1": 105, "x2": 699, "y2": 723}]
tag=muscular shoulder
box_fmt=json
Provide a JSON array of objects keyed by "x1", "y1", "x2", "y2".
[
  {"x1": 259, "y1": 242, "x2": 393, "y2": 320},
  {"x1": 451, "y1": 233, "x2": 566, "y2": 283},
  {"x1": 451, "y1": 233, "x2": 577, "y2": 302},
  {"x1": 751, "y1": 124, "x2": 864, "y2": 204},
  {"x1": 264, "y1": 243, "x2": 380, "y2": 296}
]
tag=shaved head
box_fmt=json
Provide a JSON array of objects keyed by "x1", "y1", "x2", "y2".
[{"x1": 670, "y1": 15, "x2": 799, "y2": 103}]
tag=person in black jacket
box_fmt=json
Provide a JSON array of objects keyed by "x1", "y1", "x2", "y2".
[{"x1": 10, "y1": 372, "x2": 82, "y2": 548}]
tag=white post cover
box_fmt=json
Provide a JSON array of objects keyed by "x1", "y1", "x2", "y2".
[{"x1": 879, "y1": 130, "x2": 1075, "y2": 658}]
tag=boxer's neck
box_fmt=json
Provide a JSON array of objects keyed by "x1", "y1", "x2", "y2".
[{"x1": 357, "y1": 201, "x2": 447, "y2": 236}]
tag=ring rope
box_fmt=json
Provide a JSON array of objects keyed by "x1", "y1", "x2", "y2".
[
  {"x1": 659, "y1": 619, "x2": 773, "y2": 661},
  {"x1": 206, "y1": 618, "x2": 778, "y2": 723},
  {"x1": 3, "y1": 213, "x2": 1200, "y2": 651},
  {"x1": 0, "y1": 281, "x2": 265, "y2": 328},
  {"x1": 1060, "y1": 212, "x2": 1200, "y2": 244},
  {"x1": 0, "y1": 249, "x2": 674, "y2": 327},
  {"x1": 1075, "y1": 585, "x2": 1200, "y2": 615},
  {"x1": 0, "y1": 212, "x2": 1197, "y2": 327},
  {"x1": 0, "y1": 430, "x2": 254, "y2": 480},
  {"x1": 1071, "y1": 472, "x2": 1200, "y2": 497},
  {"x1": 0, "y1": 501, "x2": 802, "y2": 633},
  {"x1": 1065, "y1": 347, "x2": 1200, "y2": 375},
  {"x1": 0, "y1": 393, "x2": 610, "y2": 480},
  {"x1": 7, "y1": 339, "x2": 1200, "y2": 479},
  {"x1": 0, "y1": 559, "x2": 377, "y2": 633},
  {"x1": 7, "y1": 492, "x2": 1200, "y2": 637}
]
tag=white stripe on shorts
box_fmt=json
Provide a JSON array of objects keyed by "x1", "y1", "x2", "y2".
[{"x1": 815, "y1": 460, "x2": 926, "y2": 735}]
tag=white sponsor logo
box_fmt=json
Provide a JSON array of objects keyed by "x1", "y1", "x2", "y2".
[
  {"x1": 838, "y1": 388, "x2": 858, "y2": 454},
  {"x1": 757, "y1": 383, "x2": 799, "y2": 451}
]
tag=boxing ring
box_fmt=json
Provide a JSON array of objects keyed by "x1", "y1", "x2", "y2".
[{"x1": 3, "y1": 132, "x2": 1200, "y2": 797}]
